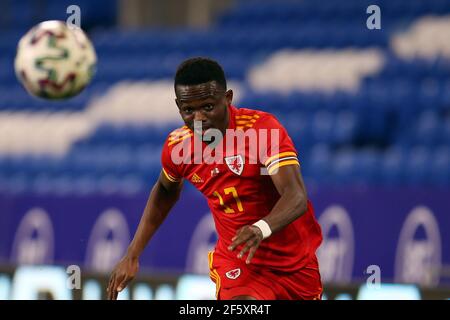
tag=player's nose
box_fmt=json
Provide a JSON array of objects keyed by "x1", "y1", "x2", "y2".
[{"x1": 193, "y1": 111, "x2": 207, "y2": 122}]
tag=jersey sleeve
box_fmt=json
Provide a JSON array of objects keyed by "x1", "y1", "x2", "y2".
[
  {"x1": 161, "y1": 137, "x2": 183, "y2": 183},
  {"x1": 258, "y1": 114, "x2": 300, "y2": 175}
]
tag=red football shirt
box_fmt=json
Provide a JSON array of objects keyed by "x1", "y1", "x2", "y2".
[{"x1": 161, "y1": 105, "x2": 322, "y2": 272}]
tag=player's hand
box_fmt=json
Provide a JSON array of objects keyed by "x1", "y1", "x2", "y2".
[
  {"x1": 107, "y1": 255, "x2": 139, "y2": 300},
  {"x1": 228, "y1": 225, "x2": 264, "y2": 264}
]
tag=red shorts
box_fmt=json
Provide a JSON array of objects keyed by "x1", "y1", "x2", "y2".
[{"x1": 208, "y1": 251, "x2": 323, "y2": 300}]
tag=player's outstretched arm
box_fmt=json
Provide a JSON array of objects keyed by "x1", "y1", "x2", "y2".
[
  {"x1": 229, "y1": 165, "x2": 307, "y2": 264},
  {"x1": 260, "y1": 164, "x2": 308, "y2": 233},
  {"x1": 107, "y1": 172, "x2": 183, "y2": 300}
]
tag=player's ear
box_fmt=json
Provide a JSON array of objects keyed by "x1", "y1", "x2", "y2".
[
  {"x1": 225, "y1": 89, "x2": 233, "y2": 106},
  {"x1": 175, "y1": 98, "x2": 181, "y2": 109}
]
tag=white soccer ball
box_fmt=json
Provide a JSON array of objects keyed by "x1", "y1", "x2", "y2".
[{"x1": 15, "y1": 20, "x2": 97, "y2": 100}]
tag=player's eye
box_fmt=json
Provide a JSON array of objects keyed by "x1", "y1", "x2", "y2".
[
  {"x1": 204, "y1": 104, "x2": 214, "y2": 111},
  {"x1": 183, "y1": 108, "x2": 193, "y2": 114}
]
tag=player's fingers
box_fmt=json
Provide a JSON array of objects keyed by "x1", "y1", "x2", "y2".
[
  {"x1": 229, "y1": 233, "x2": 245, "y2": 251},
  {"x1": 117, "y1": 275, "x2": 132, "y2": 292},
  {"x1": 246, "y1": 245, "x2": 259, "y2": 264},
  {"x1": 109, "y1": 273, "x2": 123, "y2": 300},
  {"x1": 107, "y1": 275, "x2": 116, "y2": 300},
  {"x1": 229, "y1": 228, "x2": 253, "y2": 251},
  {"x1": 110, "y1": 288, "x2": 117, "y2": 300},
  {"x1": 237, "y1": 238, "x2": 256, "y2": 259},
  {"x1": 107, "y1": 275, "x2": 114, "y2": 299},
  {"x1": 111, "y1": 282, "x2": 120, "y2": 300},
  {"x1": 107, "y1": 276, "x2": 112, "y2": 293},
  {"x1": 107, "y1": 272, "x2": 116, "y2": 292}
]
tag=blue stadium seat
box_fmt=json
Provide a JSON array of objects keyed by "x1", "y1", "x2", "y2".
[
  {"x1": 305, "y1": 144, "x2": 332, "y2": 184},
  {"x1": 404, "y1": 146, "x2": 430, "y2": 185},
  {"x1": 332, "y1": 149, "x2": 357, "y2": 184},
  {"x1": 414, "y1": 111, "x2": 440, "y2": 146},
  {"x1": 380, "y1": 147, "x2": 406, "y2": 185},
  {"x1": 430, "y1": 146, "x2": 450, "y2": 185}
]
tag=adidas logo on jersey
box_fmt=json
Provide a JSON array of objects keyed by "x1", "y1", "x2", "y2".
[{"x1": 191, "y1": 173, "x2": 204, "y2": 183}]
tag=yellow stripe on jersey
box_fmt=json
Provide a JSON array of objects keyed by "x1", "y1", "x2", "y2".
[
  {"x1": 268, "y1": 160, "x2": 300, "y2": 175},
  {"x1": 235, "y1": 114, "x2": 259, "y2": 130},
  {"x1": 169, "y1": 126, "x2": 188, "y2": 134},
  {"x1": 235, "y1": 124, "x2": 256, "y2": 130},
  {"x1": 208, "y1": 251, "x2": 221, "y2": 298},
  {"x1": 168, "y1": 133, "x2": 192, "y2": 146},
  {"x1": 213, "y1": 269, "x2": 221, "y2": 298},
  {"x1": 208, "y1": 251, "x2": 214, "y2": 269},
  {"x1": 209, "y1": 270, "x2": 217, "y2": 284},
  {"x1": 235, "y1": 114, "x2": 260, "y2": 120},
  {"x1": 209, "y1": 270, "x2": 218, "y2": 295},
  {"x1": 264, "y1": 151, "x2": 297, "y2": 167},
  {"x1": 162, "y1": 168, "x2": 179, "y2": 182},
  {"x1": 266, "y1": 156, "x2": 298, "y2": 169},
  {"x1": 169, "y1": 129, "x2": 191, "y2": 140},
  {"x1": 235, "y1": 119, "x2": 257, "y2": 125}
]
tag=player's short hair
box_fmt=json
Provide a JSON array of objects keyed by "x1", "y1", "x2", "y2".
[{"x1": 174, "y1": 57, "x2": 227, "y2": 90}]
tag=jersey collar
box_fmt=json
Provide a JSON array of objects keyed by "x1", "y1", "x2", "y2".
[{"x1": 227, "y1": 105, "x2": 238, "y2": 130}]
